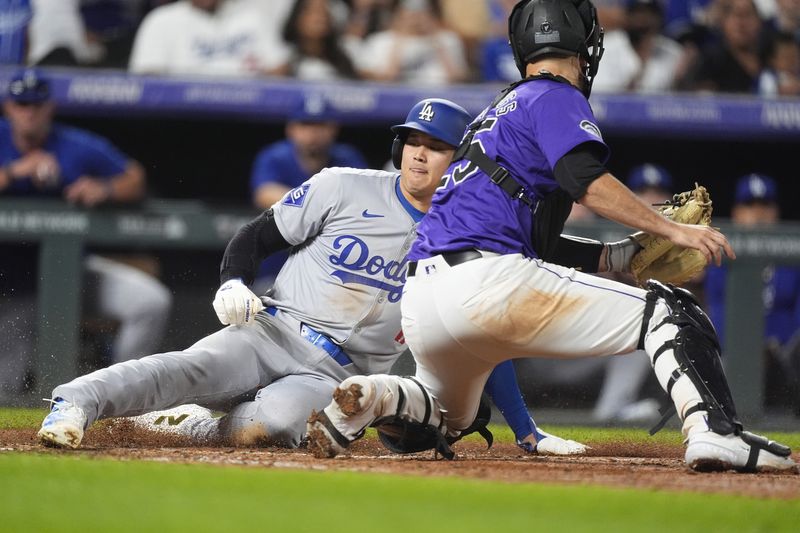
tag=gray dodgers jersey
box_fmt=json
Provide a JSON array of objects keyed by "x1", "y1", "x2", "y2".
[{"x1": 267, "y1": 167, "x2": 421, "y2": 375}]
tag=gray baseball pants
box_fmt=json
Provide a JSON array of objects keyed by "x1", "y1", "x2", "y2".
[{"x1": 52, "y1": 310, "x2": 357, "y2": 447}]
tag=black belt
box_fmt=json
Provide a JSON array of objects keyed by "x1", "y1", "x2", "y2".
[{"x1": 407, "y1": 250, "x2": 483, "y2": 277}]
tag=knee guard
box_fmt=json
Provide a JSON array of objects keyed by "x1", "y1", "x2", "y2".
[
  {"x1": 376, "y1": 383, "x2": 493, "y2": 460},
  {"x1": 645, "y1": 280, "x2": 742, "y2": 436}
]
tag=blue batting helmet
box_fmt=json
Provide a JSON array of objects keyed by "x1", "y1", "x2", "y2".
[{"x1": 390, "y1": 98, "x2": 472, "y2": 169}]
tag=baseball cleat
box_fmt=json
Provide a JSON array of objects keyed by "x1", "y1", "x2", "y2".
[
  {"x1": 529, "y1": 429, "x2": 589, "y2": 455},
  {"x1": 685, "y1": 430, "x2": 797, "y2": 473},
  {"x1": 306, "y1": 378, "x2": 377, "y2": 458},
  {"x1": 38, "y1": 398, "x2": 88, "y2": 449},
  {"x1": 306, "y1": 410, "x2": 349, "y2": 458},
  {"x1": 129, "y1": 404, "x2": 214, "y2": 439}
]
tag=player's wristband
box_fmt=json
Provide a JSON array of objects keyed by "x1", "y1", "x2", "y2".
[{"x1": 605, "y1": 236, "x2": 643, "y2": 273}]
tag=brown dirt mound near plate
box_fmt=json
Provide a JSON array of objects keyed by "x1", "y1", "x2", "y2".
[{"x1": 2, "y1": 426, "x2": 798, "y2": 500}]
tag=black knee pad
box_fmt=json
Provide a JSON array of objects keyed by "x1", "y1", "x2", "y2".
[
  {"x1": 646, "y1": 280, "x2": 718, "y2": 344},
  {"x1": 646, "y1": 280, "x2": 742, "y2": 435},
  {"x1": 376, "y1": 419, "x2": 452, "y2": 458},
  {"x1": 375, "y1": 393, "x2": 493, "y2": 460}
]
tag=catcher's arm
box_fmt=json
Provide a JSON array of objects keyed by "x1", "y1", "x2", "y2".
[
  {"x1": 579, "y1": 173, "x2": 735, "y2": 266},
  {"x1": 551, "y1": 234, "x2": 641, "y2": 274}
]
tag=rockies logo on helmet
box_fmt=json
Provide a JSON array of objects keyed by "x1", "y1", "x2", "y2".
[{"x1": 389, "y1": 98, "x2": 472, "y2": 169}]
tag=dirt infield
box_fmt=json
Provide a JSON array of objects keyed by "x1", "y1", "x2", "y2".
[{"x1": 3, "y1": 424, "x2": 799, "y2": 500}]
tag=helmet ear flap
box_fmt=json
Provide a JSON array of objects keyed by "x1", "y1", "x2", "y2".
[{"x1": 391, "y1": 135, "x2": 404, "y2": 169}]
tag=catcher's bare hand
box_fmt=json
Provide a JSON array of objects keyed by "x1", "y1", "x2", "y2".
[{"x1": 668, "y1": 223, "x2": 735, "y2": 266}]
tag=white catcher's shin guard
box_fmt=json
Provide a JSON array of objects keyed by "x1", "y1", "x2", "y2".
[
  {"x1": 644, "y1": 281, "x2": 796, "y2": 473},
  {"x1": 645, "y1": 318, "x2": 709, "y2": 439},
  {"x1": 306, "y1": 374, "x2": 443, "y2": 458}
]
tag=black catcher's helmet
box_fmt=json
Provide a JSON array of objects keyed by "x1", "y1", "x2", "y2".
[{"x1": 508, "y1": 0, "x2": 605, "y2": 96}]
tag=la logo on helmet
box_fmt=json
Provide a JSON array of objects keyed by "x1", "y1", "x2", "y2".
[{"x1": 418, "y1": 102, "x2": 435, "y2": 122}]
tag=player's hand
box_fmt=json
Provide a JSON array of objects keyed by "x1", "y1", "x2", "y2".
[
  {"x1": 668, "y1": 223, "x2": 735, "y2": 266},
  {"x1": 517, "y1": 429, "x2": 588, "y2": 455},
  {"x1": 64, "y1": 176, "x2": 113, "y2": 207},
  {"x1": 212, "y1": 279, "x2": 264, "y2": 326},
  {"x1": 9, "y1": 150, "x2": 61, "y2": 188}
]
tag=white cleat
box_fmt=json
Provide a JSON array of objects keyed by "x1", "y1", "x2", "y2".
[
  {"x1": 38, "y1": 398, "x2": 88, "y2": 449},
  {"x1": 534, "y1": 429, "x2": 588, "y2": 456},
  {"x1": 129, "y1": 404, "x2": 214, "y2": 439},
  {"x1": 306, "y1": 377, "x2": 378, "y2": 458},
  {"x1": 685, "y1": 430, "x2": 797, "y2": 473}
]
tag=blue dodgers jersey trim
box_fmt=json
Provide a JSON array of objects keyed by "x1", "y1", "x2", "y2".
[
  {"x1": 395, "y1": 176, "x2": 425, "y2": 223},
  {"x1": 283, "y1": 184, "x2": 310, "y2": 207}
]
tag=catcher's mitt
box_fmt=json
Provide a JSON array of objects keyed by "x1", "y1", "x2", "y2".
[{"x1": 630, "y1": 184, "x2": 713, "y2": 287}]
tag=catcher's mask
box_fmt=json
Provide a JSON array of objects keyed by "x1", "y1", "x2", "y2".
[
  {"x1": 508, "y1": 0, "x2": 605, "y2": 97},
  {"x1": 390, "y1": 98, "x2": 472, "y2": 170}
]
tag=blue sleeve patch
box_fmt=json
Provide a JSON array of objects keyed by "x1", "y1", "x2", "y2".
[{"x1": 283, "y1": 184, "x2": 310, "y2": 207}]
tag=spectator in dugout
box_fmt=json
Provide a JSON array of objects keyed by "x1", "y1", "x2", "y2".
[
  {"x1": 248, "y1": 95, "x2": 367, "y2": 292},
  {"x1": 627, "y1": 162, "x2": 674, "y2": 205},
  {"x1": 679, "y1": 0, "x2": 766, "y2": 92},
  {"x1": 0, "y1": 68, "x2": 172, "y2": 403},
  {"x1": 250, "y1": 95, "x2": 367, "y2": 210},
  {"x1": 703, "y1": 173, "x2": 800, "y2": 410},
  {"x1": 128, "y1": 0, "x2": 288, "y2": 77}
]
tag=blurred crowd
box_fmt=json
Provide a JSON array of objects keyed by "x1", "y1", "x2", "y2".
[{"x1": 1, "y1": 0, "x2": 799, "y2": 95}]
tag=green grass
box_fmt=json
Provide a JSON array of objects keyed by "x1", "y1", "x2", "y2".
[
  {"x1": 0, "y1": 407, "x2": 46, "y2": 429},
  {"x1": 2, "y1": 408, "x2": 799, "y2": 532},
  {"x1": 0, "y1": 453, "x2": 798, "y2": 533}
]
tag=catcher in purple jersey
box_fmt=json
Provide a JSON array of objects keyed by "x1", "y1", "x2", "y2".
[{"x1": 308, "y1": 0, "x2": 796, "y2": 472}]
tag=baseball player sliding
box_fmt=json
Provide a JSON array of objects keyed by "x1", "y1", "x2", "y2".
[
  {"x1": 38, "y1": 98, "x2": 583, "y2": 455},
  {"x1": 307, "y1": 0, "x2": 796, "y2": 472}
]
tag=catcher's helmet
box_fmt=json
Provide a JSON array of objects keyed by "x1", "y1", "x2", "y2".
[
  {"x1": 508, "y1": 0, "x2": 604, "y2": 96},
  {"x1": 390, "y1": 98, "x2": 472, "y2": 169}
]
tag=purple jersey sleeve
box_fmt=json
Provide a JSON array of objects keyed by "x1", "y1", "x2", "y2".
[{"x1": 530, "y1": 85, "x2": 608, "y2": 170}]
